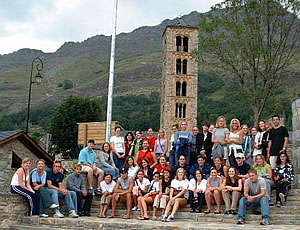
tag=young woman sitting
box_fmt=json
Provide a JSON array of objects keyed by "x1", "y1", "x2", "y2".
[
  {"x1": 153, "y1": 168, "x2": 172, "y2": 219},
  {"x1": 11, "y1": 158, "x2": 40, "y2": 217},
  {"x1": 161, "y1": 168, "x2": 189, "y2": 222},
  {"x1": 132, "y1": 170, "x2": 150, "y2": 211},
  {"x1": 204, "y1": 168, "x2": 223, "y2": 214},
  {"x1": 221, "y1": 167, "x2": 242, "y2": 214},
  {"x1": 137, "y1": 172, "x2": 160, "y2": 220},
  {"x1": 188, "y1": 169, "x2": 207, "y2": 213},
  {"x1": 98, "y1": 174, "x2": 116, "y2": 218}
]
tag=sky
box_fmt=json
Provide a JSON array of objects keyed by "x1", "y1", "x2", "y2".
[{"x1": 0, "y1": 0, "x2": 222, "y2": 55}]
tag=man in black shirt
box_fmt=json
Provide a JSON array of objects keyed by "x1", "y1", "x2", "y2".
[
  {"x1": 267, "y1": 115, "x2": 289, "y2": 169},
  {"x1": 235, "y1": 153, "x2": 251, "y2": 183}
]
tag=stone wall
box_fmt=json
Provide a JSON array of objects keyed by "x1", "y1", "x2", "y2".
[
  {"x1": 0, "y1": 139, "x2": 42, "y2": 192},
  {"x1": 0, "y1": 193, "x2": 27, "y2": 229},
  {"x1": 292, "y1": 98, "x2": 300, "y2": 188}
]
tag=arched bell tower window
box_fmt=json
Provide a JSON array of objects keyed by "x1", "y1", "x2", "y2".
[
  {"x1": 175, "y1": 103, "x2": 187, "y2": 118},
  {"x1": 176, "y1": 82, "x2": 181, "y2": 96},
  {"x1": 176, "y1": 59, "x2": 181, "y2": 74},
  {"x1": 183, "y1": 37, "x2": 189, "y2": 52},
  {"x1": 182, "y1": 59, "x2": 187, "y2": 74},
  {"x1": 176, "y1": 36, "x2": 182, "y2": 51},
  {"x1": 182, "y1": 82, "x2": 187, "y2": 96}
]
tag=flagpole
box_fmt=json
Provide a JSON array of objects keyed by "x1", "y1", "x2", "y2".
[{"x1": 106, "y1": 0, "x2": 118, "y2": 142}]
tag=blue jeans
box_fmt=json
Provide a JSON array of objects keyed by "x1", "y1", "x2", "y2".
[
  {"x1": 175, "y1": 145, "x2": 190, "y2": 165},
  {"x1": 169, "y1": 149, "x2": 176, "y2": 167},
  {"x1": 113, "y1": 153, "x2": 125, "y2": 171},
  {"x1": 39, "y1": 187, "x2": 58, "y2": 214},
  {"x1": 238, "y1": 196, "x2": 270, "y2": 221},
  {"x1": 52, "y1": 189, "x2": 77, "y2": 213},
  {"x1": 100, "y1": 167, "x2": 120, "y2": 179}
]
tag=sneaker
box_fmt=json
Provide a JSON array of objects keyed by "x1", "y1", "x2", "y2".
[
  {"x1": 94, "y1": 188, "x2": 102, "y2": 196},
  {"x1": 40, "y1": 213, "x2": 49, "y2": 218},
  {"x1": 161, "y1": 215, "x2": 168, "y2": 222},
  {"x1": 69, "y1": 210, "x2": 79, "y2": 218},
  {"x1": 132, "y1": 206, "x2": 137, "y2": 211},
  {"x1": 137, "y1": 207, "x2": 141, "y2": 211},
  {"x1": 279, "y1": 193, "x2": 285, "y2": 204},
  {"x1": 166, "y1": 215, "x2": 174, "y2": 222},
  {"x1": 276, "y1": 202, "x2": 281, "y2": 207},
  {"x1": 269, "y1": 201, "x2": 275, "y2": 206},
  {"x1": 53, "y1": 211, "x2": 64, "y2": 218},
  {"x1": 88, "y1": 188, "x2": 95, "y2": 196},
  {"x1": 260, "y1": 219, "x2": 270, "y2": 225},
  {"x1": 237, "y1": 219, "x2": 245, "y2": 225},
  {"x1": 49, "y1": 204, "x2": 59, "y2": 209}
]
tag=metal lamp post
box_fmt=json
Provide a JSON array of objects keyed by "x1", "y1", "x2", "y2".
[{"x1": 25, "y1": 57, "x2": 43, "y2": 134}]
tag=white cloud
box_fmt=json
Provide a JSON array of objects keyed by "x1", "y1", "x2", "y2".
[{"x1": 0, "y1": 0, "x2": 223, "y2": 55}]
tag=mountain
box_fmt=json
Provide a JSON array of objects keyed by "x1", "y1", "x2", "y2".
[{"x1": 0, "y1": 11, "x2": 200, "y2": 114}]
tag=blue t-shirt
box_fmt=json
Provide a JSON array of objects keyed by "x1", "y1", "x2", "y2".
[
  {"x1": 31, "y1": 168, "x2": 47, "y2": 184},
  {"x1": 78, "y1": 147, "x2": 97, "y2": 165},
  {"x1": 46, "y1": 169, "x2": 64, "y2": 188}
]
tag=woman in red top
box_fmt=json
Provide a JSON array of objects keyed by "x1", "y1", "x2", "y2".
[
  {"x1": 124, "y1": 132, "x2": 135, "y2": 158},
  {"x1": 154, "y1": 155, "x2": 172, "y2": 176},
  {"x1": 135, "y1": 140, "x2": 157, "y2": 168}
]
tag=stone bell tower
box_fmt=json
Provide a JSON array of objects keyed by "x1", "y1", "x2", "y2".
[{"x1": 160, "y1": 19, "x2": 198, "y2": 136}]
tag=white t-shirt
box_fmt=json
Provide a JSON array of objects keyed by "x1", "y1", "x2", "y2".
[
  {"x1": 171, "y1": 179, "x2": 189, "y2": 199},
  {"x1": 110, "y1": 136, "x2": 124, "y2": 153},
  {"x1": 149, "y1": 180, "x2": 160, "y2": 193},
  {"x1": 135, "y1": 177, "x2": 150, "y2": 191},
  {"x1": 128, "y1": 165, "x2": 139, "y2": 179},
  {"x1": 100, "y1": 180, "x2": 116, "y2": 193},
  {"x1": 188, "y1": 178, "x2": 207, "y2": 193}
]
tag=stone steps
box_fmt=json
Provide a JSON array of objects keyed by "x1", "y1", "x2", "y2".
[{"x1": 17, "y1": 216, "x2": 300, "y2": 230}]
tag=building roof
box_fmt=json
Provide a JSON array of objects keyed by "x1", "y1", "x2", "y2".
[
  {"x1": 162, "y1": 17, "x2": 198, "y2": 37},
  {"x1": 0, "y1": 130, "x2": 54, "y2": 168}
]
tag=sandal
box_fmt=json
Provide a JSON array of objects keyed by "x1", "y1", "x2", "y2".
[
  {"x1": 123, "y1": 215, "x2": 131, "y2": 219},
  {"x1": 214, "y1": 210, "x2": 221, "y2": 214},
  {"x1": 204, "y1": 210, "x2": 210, "y2": 214}
]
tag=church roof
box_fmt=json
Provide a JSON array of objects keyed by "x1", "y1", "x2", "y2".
[{"x1": 162, "y1": 17, "x2": 198, "y2": 37}]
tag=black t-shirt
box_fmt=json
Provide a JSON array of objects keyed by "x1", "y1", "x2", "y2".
[
  {"x1": 269, "y1": 126, "x2": 289, "y2": 156},
  {"x1": 45, "y1": 169, "x2": 64, "y2": 188},
  {"x1": 236, "y1": 162, "x2": 251, "y2": 175}
]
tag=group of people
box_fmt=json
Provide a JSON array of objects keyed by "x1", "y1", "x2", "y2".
[{"x1": 10, "y1": 114, "x2": 294, "y2": 226}]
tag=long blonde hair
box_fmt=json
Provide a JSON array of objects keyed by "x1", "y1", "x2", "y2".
[
  {"x1": 253, "y1": 154, "x2": 267, "y2": 167},
  {"x1": 230, "y1": 118, "x2": 241, "y2": 131},
  {"x1": 215, "y1": 116, "x2": 227, "y2": 128}
]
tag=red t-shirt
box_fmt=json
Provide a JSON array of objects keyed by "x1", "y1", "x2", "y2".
[
  {"x1": 145, "y1": 137, "x2": 157, "y2": 152},
  {"x1": 155, "y1": 164, "x2": 172, "y2": 174},
  {"x1": 137, "y1": 150, "x2": 155, "y2": 167}
]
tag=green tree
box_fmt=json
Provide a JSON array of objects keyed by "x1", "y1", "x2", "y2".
[
  {"x1": 199, "y1": 0, "x2": 300, "y2": 124},
  {"x1": 49, "y1": 96, "x2": 102, "y2": 159}
]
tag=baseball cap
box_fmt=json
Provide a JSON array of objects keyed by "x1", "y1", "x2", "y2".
[
  {"x1": 120, "y1": 167, "x2": 128, "y2": 174},
  {"x1": 235, "y1": 153, "x2": 245, "y2": 159}
]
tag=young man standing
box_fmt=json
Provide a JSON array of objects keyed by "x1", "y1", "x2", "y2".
[
  {"x1": 235, "y1": 153, "x2": 251, "y2": 182},
  {"x1": 267, "y1": 115, "x2": 289, "y2": 169},
  {"x1": 237, "y1": 169, "x2": 270, "y2": 225},
  {"x1": 109, "y1": 168, "x2": 134, "y2": 219},
  {"x1": 46, "y1": 160, "x2": 79, "y2": 218},
  {"x1": 78, "y1": 139, "x2": 104, "y2": 195},
  {"x1": 66, "y1": 165, "x2": 93, "y2": 216}
]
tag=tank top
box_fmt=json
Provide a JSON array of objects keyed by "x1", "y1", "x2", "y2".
[
  {"x1": 209, "y1": 176, "x2": 221, "y2": 188},
  {"x1": 11, "y1": 169, "x2": 29, "y2": 186},
  {"x1": 227, "y1": 178, "x2": 239, "y2": 187},
  {"x1": 155, "y1": 138, "x2": 166, "y2": 154},
  {"x1": 118, "y1": 177, "x2": 130, "y2": 190},
  {"x1": 162, "y1": 178, "x2": 171, "y2": 193},
  {"x1": 137, "y1": 150, "x2": 154, "y2": 166},
  {"x1": 230, "y1": 132, "x2": 240, "y2": 144}
]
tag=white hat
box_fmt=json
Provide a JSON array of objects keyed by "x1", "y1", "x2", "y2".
[{"x1": 235, "y1": 153, "x2": 245, "y2": 159}]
